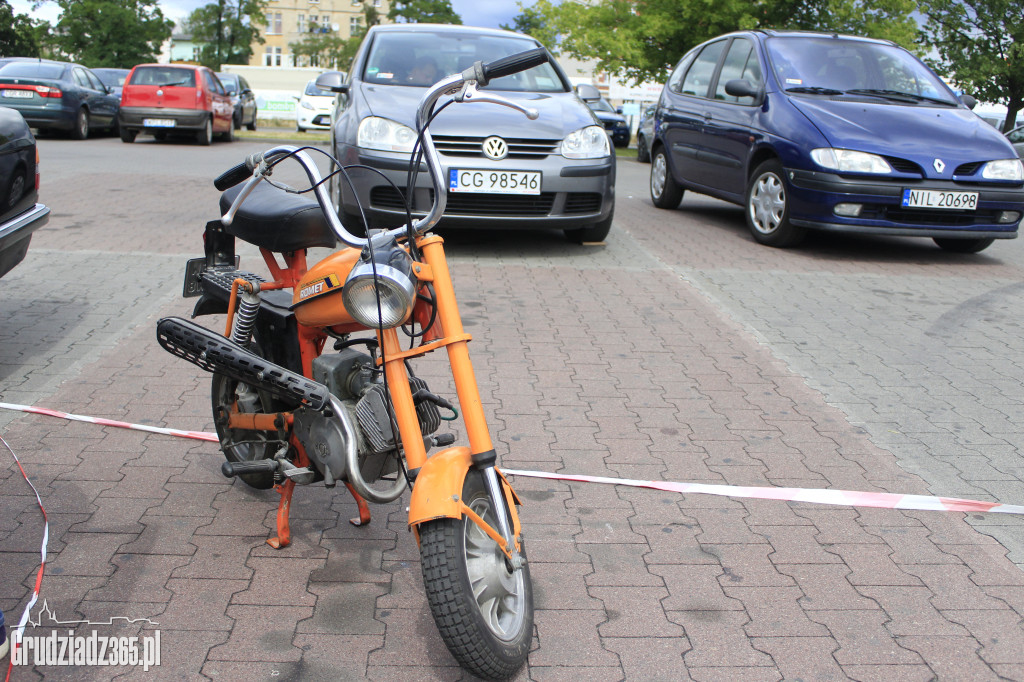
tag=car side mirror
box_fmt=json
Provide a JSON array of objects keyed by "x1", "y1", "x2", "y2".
[
  {"x1": 615, "y1": 105, "x2": 623, "y2": 114},
  {"x1": 724, "y1": 79, "x2": 761, "y2": 100},
  {"x1": 575, "y1": 83, "x2": 601, "y2": 102},
  {"x1": 316, "y1": 71, "x2": 350, "y2": 94},
  {"x1": 960, "y1": 94, "x2": 977, "y2": 110},
  {"x1": 227, "y1": 89, "x2": 237, "y2": 96}
]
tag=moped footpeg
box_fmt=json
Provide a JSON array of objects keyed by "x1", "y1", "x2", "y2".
[
  {"x1": 222, "y1": 460, "x2": 278, "y2": 478},
  {"x1": 156, "y1": 317, "x2": 329, "y2": 409}
]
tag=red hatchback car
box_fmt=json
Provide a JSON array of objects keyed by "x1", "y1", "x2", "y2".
[{"x1": 118, "y1": 64, "x2": 234, "y2": 145}]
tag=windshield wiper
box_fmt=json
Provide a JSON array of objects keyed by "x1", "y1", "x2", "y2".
[
  {"x1": 785, "y1": 86, "x2": 844, "y2": 95},
  {"x1": 159, "y1": 79, "x2": 193, "y2": 87},
  {"x1": 845, "y1": 88, "x2": 957, "y2": 106}
]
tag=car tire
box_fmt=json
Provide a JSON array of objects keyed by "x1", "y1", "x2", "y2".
[
  {"x1": 5, "y1": 165, "x2": 25, "y2": 210},
  {"x1": 746, "y1": 159, "x2": 806, "y2": 247},
  {"x1": 119, "y1": 127, "x2": 137, "y2": 143},
  {"x1": 220, "y1": 121, "x2": 234, "y2": 143},
  {"x1": 196, "y1": 116, "x2": 212, "y2": 146},
  {"x1": 296, "y1": 123, "x2": 305, "y2": 132},
  {"x1": 650, "y1": 146, "x2": 684, "y2": 209},
  {"x1": 247, "y1": 109, "x2": 257, "y2": 131},
  {"x1": 71, "y1": 109, "x2": 89, "y2": 140},
  {"x1": 637, "y1": 135, "x2": 649, "y2": 163},
  {"x1": 933, "y1": 237, "x2": 995, "y2": 253},
  {"x1": 565, "y1": 212, "x2": 613, "y2": 243},
  {"x1": 233, "y1": 112, "x2": 242, "y2": 130}
]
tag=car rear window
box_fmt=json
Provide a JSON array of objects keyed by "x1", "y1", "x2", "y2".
[
  {"x1": 128, "y1": 67, "x2": 196, "y2": 87},
  {"x1": 0, "y1": 62, "x2": 65, "y2": 79},
  {"x1": 363, "y1": 31, "x2": 565, "y2": 93}
]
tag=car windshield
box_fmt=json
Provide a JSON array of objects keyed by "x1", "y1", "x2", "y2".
[
  {"x1": 304, "y1": 81, "x2": 333, "y2": 97},
  {"x1": 217, "y1": 74, "x2": 237, "y2": 88},
  {"x1": 362, "y1": 30, "x2": 565, "y2": 92},
  {"x1": 587, "y1": 99, "x2": 615, "y2": 113},
  {"x1": 765, "y1": 36, "x2": 958, "y2": 105},
  {"x1": 129, "y1": 66, "x2": 196, "y2": 87},
  {"x1": 0, "y1": 62, "x2": 65, "y2": 79}
]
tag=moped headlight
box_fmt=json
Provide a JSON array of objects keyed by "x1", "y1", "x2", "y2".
[
  {"x1": 357, "y1": 116, "x2": 417, "y2": 153},
  {"x1": 342, "y1": 247, "x2": 417, "y2": 329},
  {"x1": 980, "y1": 159, "x2": 1024, "y2": 181},
  {"x1": 561, "y1": 125, "x2": 610, "y2": 159},
  {"x1": 811, "y1": 148, "x2": 893, "y2": 174}
]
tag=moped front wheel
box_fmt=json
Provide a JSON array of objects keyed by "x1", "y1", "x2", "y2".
[{"x1": 419, "y1": 471, "x2": 533, "y2": 680}]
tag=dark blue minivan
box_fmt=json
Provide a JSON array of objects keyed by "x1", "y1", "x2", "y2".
[{"x1": 649, "y1": 30, "x2": 1024, "y2": 252}]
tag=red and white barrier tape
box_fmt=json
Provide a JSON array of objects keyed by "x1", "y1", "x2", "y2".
[
  {"x1": 1, "y1": 434, "x2": 48, "y2": 682},
  {"x1": 501, "y1": 469, "x2": 1024, "y2": 514},
  {"x1": 2, "y1": 401, "x2": 1022, "y2": 515},
  {"x1": 0, "y1": 402, "x2": 218, "y2": 442}
]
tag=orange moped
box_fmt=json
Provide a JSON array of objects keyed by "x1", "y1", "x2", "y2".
[{"x1": 156, "y1": 49, "x2": 550, "y2": 679}]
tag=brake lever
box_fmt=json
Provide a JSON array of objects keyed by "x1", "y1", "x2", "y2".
[{"x1": 456, "y1": 82, "x2": 539, "y2": 120}]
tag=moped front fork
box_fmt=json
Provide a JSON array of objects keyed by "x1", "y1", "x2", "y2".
[{"x1": 381, "y1": 235, "x2": 523, "y2": 568}]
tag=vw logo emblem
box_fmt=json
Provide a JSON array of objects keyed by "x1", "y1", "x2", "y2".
[
  {"x1": 482, "y1": 136, "x2": 508, "y2": 160},
  {"x1": 933, "y1": 158, "x2": 946, "y2": 173}
]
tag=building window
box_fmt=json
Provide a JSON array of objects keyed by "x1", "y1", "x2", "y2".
[
  {"x1": 264, "y1": 46, "x2": 282, "y2": 66},
  {"x1": 266, "y1": 12, "x2": 282, "y2": 34},
  {"x1": 350, "y1": 16, "x2": 361, "y2": 33},
  {"x1": 297, "y1": 13, "x2": 305, "y2": 33},
  {"x1": 192, "y1": 46, "x2": 200, "y2": 62}
]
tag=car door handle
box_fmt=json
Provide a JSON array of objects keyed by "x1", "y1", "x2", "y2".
[{"x1": 702, "y1": 112, "x2": 712, "y2": 121}]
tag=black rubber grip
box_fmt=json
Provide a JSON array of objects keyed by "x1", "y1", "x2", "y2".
[
  {"x1": 214, "y1": 162, "x2": 251, "y2": 191},
  {"x1": 481, "y1": 48, "x2": 548, "y2": 84},
  {"x1": 222, "y1": 460, "x2": 278, "y2": 478},
  {"x1": 212, "y1": 152, "x2": 264, "y2": 191}
]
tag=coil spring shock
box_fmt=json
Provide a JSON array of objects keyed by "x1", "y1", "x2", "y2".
[{"x1": 231, "y1": 289, "x2": 260, "y2": 348}]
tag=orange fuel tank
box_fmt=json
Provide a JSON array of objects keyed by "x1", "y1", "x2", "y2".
[{"x1": 292, "y1": 247, "x2": 361, "y2": 327}]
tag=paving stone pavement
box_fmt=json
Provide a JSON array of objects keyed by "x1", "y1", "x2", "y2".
[{"x1": 2, "y1": 138, "x2": 1024, "y2": 680}]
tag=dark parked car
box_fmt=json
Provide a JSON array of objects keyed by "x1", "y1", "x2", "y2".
[
  {"x1": 0, "y1": 106, "x2": 49, "y2": 278},
  {"x1": 1007, "y1": 125, "x2": 1024, "y2": 159},
  {"x1": 91, "y1": 67, "x2": 130, "y2": 100},
  {"x1": 650, "y1": 30, "x2": 1024, "y2": 252},
  {"x1": 0, "y1": 59, "x2": 120, "y2": 139},
  {"x1": 315, "y1": 23, "x2": 615, "y2": 243},
  {"x1": 586, "y1": 96, "x2": 630, "y2": 148},
  {"x1": 216, "y1": 72, "x2": 257, "y2": 130},
  {"x1": 636, "y1": 103, "x2": 656, "y2": 162}
]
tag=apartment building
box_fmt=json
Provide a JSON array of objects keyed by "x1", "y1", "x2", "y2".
[{"x1": 254, "y1": 0, "x2": 390, "y2": 67}]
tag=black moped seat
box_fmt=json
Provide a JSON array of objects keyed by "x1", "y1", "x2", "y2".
[{"x1": 219, "y1": 182, "x2": 337, "y2": 252}]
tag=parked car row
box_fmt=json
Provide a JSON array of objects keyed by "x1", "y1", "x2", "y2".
[{"x1": 0, "y1": 58, "x2": 119, "y2": 139}]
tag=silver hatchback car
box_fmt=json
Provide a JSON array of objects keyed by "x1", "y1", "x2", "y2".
[{"x1": 316, "y1": 24, "x2": 615, "y2": 243}]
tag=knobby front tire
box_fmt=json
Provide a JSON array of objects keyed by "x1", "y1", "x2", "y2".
[{"x1": 419, "y1": 471, "x2": 533, "y2": 680}]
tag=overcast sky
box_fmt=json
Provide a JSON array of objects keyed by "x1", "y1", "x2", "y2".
[{"x1": 8, "y1": 1, "x2": 524, "y2": 29}]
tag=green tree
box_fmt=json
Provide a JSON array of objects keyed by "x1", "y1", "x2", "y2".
[
  {"x1": 290, "y1": 1, "x2": 376, "y2": 71},
  {"x1": 184, "y1": 0, "x2": 269, "y2": 70},
  {"x1": 500, "y1": 2, "x2": 559, "y2": 52},
  {"x1": 0, "y1": 1, "x2": 45, "y2": 57},
  {"x1": 387, "y1": 0, "x2": 462, "y2": 24},
  {"x1": 49, "y1": 0, "x2": 172, "y2": 67},
  {"x1": 533, "y1": 0, "x2": 918, "y2": 86},
  {"x1": 919, "y1": 0, "x2": 1023, "y2": 131}
]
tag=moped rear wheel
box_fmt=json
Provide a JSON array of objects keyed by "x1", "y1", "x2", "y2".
[
  {"x1": 211, "y1": 371, "x2": 287, "y2": 490},
  {"x1": 419, "y1": 471, "x2": 533, "y2": 680}
]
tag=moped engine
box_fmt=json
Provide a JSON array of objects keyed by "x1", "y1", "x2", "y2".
[{"x1": 294, "y1": 348, "x2": 443, "y2": 484}]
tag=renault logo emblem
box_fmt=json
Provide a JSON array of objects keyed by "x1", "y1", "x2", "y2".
[
  {"x1": 933, "y1": 158, "x2": 945, "y2": 173},
  {"x1": 483, "y1": 136, "x2": 508, "y2": 160}
]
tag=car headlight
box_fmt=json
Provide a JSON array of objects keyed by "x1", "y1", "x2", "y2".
[
  {"x1": 357, "y1": 116, "x2": 417, "y2": 153},
  {"x1": 301, "y1": 100, "x2": 315, "y2": 110},
  {"x1": 811, "y1": 148, "x2": 893, "y2": 174},
  {"x1": 981, "y1": 158, "x2": 1024, "y2": 181},
  {"x1": 561, "y1": 125, "x2": 610, "y2": 159},
  {"x1": 342, "y1": 245, "x2": 417, "y2": 329}
]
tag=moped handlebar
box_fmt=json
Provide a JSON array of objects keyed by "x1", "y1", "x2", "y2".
[{"x1": 215, "y1": 47, "x2": 551, "y2": 249}]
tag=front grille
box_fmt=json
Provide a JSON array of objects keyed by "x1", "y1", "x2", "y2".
[
  {"x1": 432, "y1": 135, "x2": 560, "y2": 159},
  {"x1": 443, "y1": 192, "x2": 555, "y2": 216},
  {"x1": 884, "y1": 157, "x2": 922, "y2": 175},
  {"x1": 954, "y1": 161, "x2": 983, "y2": 177},
  {"x1": 602, "y1": 121, "x2": 617, "y2": 131},
  {"x1": 564, "y1": 192, "x2": 603, "y2": 214},
  {"x1": 860, "y1": 206, "x2": 1002, "y2": 227},
  {"x1": 370, "y1": 186, "x2": 412, "y2": 210}
]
